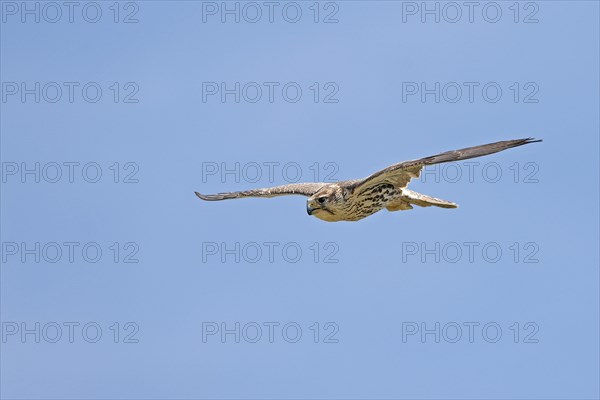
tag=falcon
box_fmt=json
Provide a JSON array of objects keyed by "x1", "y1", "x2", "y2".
[{"x1": 195, "y1": 138, "x2": 541, "y2": 222}]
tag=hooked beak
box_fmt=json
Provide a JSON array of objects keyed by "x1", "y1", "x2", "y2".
[{"x1": 307, "y1": 204, "x2": 315, "y2": 215}]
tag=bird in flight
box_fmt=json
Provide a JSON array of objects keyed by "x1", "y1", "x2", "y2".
[{"x1": 195, "y1": 138, "x2": 541, "y2": 222}]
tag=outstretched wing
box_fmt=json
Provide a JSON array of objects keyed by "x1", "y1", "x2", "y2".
[
  {"x1": 348, "y1": 138, "x2": 541, "y2": 193},
  {"x1": 195, "y1": 182, "x2": 327, "y2": 201}
]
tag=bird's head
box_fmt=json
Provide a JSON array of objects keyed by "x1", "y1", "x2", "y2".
[{"x1": 306, "y1": 184, "x2": 348, "y2": 222}]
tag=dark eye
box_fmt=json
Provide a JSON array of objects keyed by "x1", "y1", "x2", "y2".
[{"x1": 318, "y1": 197, "x2": 327, "y2": 204}]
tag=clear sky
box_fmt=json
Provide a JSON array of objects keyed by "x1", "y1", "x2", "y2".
[{"x1": 1, "y1": 1, "x2": 599, "y2": 399}]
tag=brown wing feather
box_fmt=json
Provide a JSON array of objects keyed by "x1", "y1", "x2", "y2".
[
  {"x1": 195, "y1": 182, "x2": 327, "y2": 201},
  {"x1": 348, "y1": 138, "x2": 541, "y2": 193}
]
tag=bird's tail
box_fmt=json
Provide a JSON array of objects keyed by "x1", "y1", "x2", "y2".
[{"x1": 401, "y1": 189, "x2": 458, "y2": 209}]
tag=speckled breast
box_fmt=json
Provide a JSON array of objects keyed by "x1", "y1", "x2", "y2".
[{"x1": 343, "y1": 184, "x2": 402, "y2": 221}]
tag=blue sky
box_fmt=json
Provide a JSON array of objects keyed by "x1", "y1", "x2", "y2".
[{"x1": 1, "y1": 1, "x2": 599, "y2": 399}]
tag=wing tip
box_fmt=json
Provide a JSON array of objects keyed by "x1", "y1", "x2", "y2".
[
  {"x1": 195, "y1": 191, "x2": 233, "y2": 201},
  {"x1": 194, "y1": 191, "x2": 214, "y2": 201},
  {"x1": 518, "y1": 137, "x2": 542, "y2": 145},
  {"x1": 503, "y1": 137, "x2": 541, "y2": 150}
]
